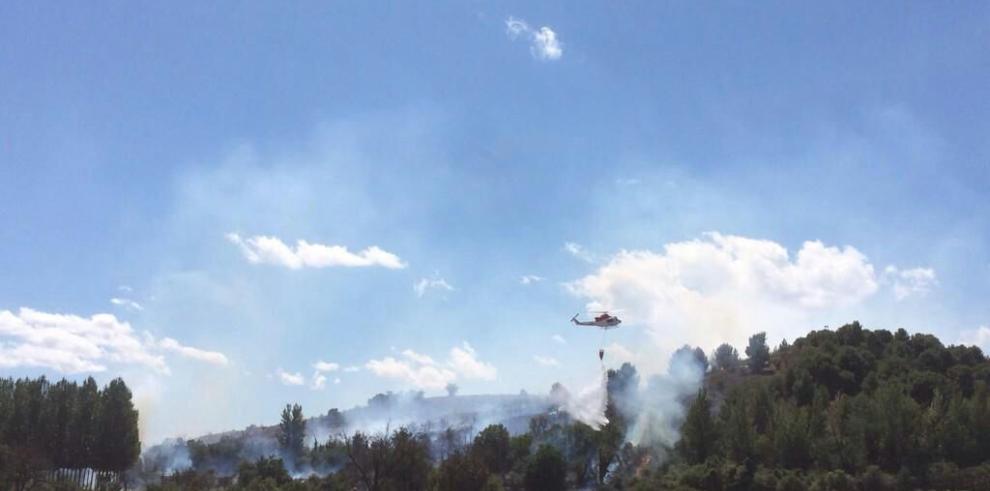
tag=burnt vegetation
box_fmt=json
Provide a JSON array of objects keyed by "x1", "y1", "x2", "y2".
[{"x1": 4, "y1": 322, "x2": 990, "y2": 490}]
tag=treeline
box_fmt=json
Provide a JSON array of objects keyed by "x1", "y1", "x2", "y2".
[
  {"x1": 143, "y1": 322, "x2": 990, "y2": 490},
  {"x1": 152, "y1": 418, "x2": 578, "y2": 490},
  {"x1": 645, "y1": 322, "x2": 990, "y2": 490},
  {"x1": 144, "y1": 375, "x2": 643, "y2": 490},
  {"x1": 0, "y1": 376, "x2": 140, "y2": 487}
]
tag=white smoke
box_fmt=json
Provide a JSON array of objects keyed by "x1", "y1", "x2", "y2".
[
  {"x1": 626, "y1": 347, "x2": 706, "y2": 448},
  {"x1": 550, "y1": 370, "x2": 610, "y2": 430}
]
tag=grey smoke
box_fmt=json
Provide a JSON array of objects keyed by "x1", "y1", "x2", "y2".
[{"x1": 626, "y1": 346, "x2": 706, "y2": 450}]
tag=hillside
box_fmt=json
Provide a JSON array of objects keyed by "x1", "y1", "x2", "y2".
[
  {"x1": 8, "y1": 322, "x2": 989, "y2": 490},
  {"x1": 192, "y1": 393, "x2": 552, "y2": 446},
  {"x1": 147, "y1": 322, "x2": 990, "y2": 490},
  {"x1": 639, "y1": 322, "x2": 990, "y2": 490}
]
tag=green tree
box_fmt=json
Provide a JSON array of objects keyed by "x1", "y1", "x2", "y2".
[
  {"x1": 874, "y1": 385, "x2": 919, "y2": 471},
  {"x1": 472, "y1": 424, "x2": 512, "y2": 475},
  {"x1": 509, "y1": 433, "x2": 533, "y2": 467},
  {"x1": 386, "y1": 427, "x2": 431, "y2": 491},
  {"x1": 565, "y1": 422, "x2": 598, "y2": 487},
  {"x1": 773, "y1": 405, "x2": 812, "y2": 469},
  {"x1": 96, "y1": 378, "x2": 141, "y2": 473},
  {"x1": 720, "y1": 395, "x2": 755, "y2": 462},
  {"x1": 679, "y1": 389, "x2": 718, "y2": 464},
  {"x1": 69, "y1": 377, "x2": 101, "y2": 469},
  {"x1": 751, "y1": 383, "x2": 775, "y2": 435},
  {"x1": 42, "y1": 379, "x2": 76, "y2": 468},
  {"x1": 524, "y1": 445, "x2": 566, "y2": 491},
  {"x1": 278, "y1": 403, "x2": 306, "y2": 462},
  {"x1": 713, "y1": 344, "x2": 741, "y2": 372},
  {"x1": 437, "y1": 451, "x2": 489, "y2": 491},
  {"x1": 746, "y1": 332, "x2": 771, "y2": 374},
  {"x1": 343, "y1": 428, "x2": 431, "y2": 491}
]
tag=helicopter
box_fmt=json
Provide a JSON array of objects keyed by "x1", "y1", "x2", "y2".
[
  {"x1": 571, "y1": 311, "x2": 622, "y2": 361},
  {"x1": 570, "y1": 311, "x2": 622, "y2": 329}
]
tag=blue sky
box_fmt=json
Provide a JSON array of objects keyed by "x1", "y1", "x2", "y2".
[{"x1": 2, "y1": 2, "x2": 989, "y2": 444}]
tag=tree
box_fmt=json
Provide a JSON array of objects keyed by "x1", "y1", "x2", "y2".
[
  {"x1": 70, "y1": 377, "x2": 100, "y2": 469},
  {"x1": 679, "y1": 389, "x2": 718, "y2": 464},
  {"x1": 325, "y1": 408, "x2": 346, "y2": 430},
  {"x1": 712, "y1": 343, "x2": 741, "y2": 372},
  {"x1": 343, "y1": 428, "x2": 431, "y2": 491},
  {"x1": 437, "y1": 451, "x2": 489, "y2": 491},
  {"x1": 278, "y1": 403, "x2": 306, "y2": 463},
  {"x1": 445, "y1": 383, "x2": 459, "y2": 397},
  {"x1": 42, "y1": 379, "x2": 76, "y2": 468},
  {"x1": 387, "y1": 428, "x2": 431, "y2": 491},
  {"x1": 565, "y1": 423, "x2": 598, "y2": 487},
  {"x1": 746, "y1": 332, "x2": 770, "y2": 374},
  {"x1": 510, "y1": 433, "x2": 533, "y2": 467},
  {"x1": 472, "y1": 424, "x2": 512, "y2": 475},
  {"x1": 524, "y1": 445, "x2": 566, "y2": 491},
  {"x1": 720, "y1": 394, "x2": 755, "y2": 462},
  {"x1": 774, "y1": 405, "x2": 812, "y2": 469},
  {"x1": 96, "y1": 378, "x2": 141, "y2": 473}
]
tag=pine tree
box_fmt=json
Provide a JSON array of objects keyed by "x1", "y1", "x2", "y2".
[
  {"x1": 278, "y1": 403, "x2": 306, "y2": 462},
  {"x1": 721, "y1": 395, "x2": 755, "y2": 462},
  {"x1": 679, "y1": 389, "x2": 718, "y2": 464},
  {"x1": 746, "y1": 332, "x2": 770, "y2": 374},
  {"x1": 712, "y1": 344, "x2": 741, "y2": 372}
]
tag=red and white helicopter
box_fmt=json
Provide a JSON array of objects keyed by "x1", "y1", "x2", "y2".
[
  {"x1": 571, "y1": 311, "x2": 622, "y2": 361},
  {"x1": 570, "y1": 311, "x2": 622, "y2": 329}
]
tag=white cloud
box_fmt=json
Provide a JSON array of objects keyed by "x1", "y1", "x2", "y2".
[
  {"x1": 564, "y1": 242, "x2": 594, "y2": 262},
  {"x1": 531, "y1": 27, "x2": 562, "y2": 60},
  {"x1": 277, "y1": 369, "x2": 305, "y2": 386},
  {"x1": 959, "y1": 326, "x2": 990, "y2": 352},
  {"x1": 365, "y1": 342, "x2": 497, "y2": 390},
  {"x1": 365, "y1": 356, "x2": 456, "y2": 390},
  {"x1": 505, "y1": 17, "x2": 563, "y2": 61},
  {"x1": 334, "y1": 377, "x2": 341, "y2": 385},
  {"x1": 0, "y1": 308, "x2": 168, "y2": 374},
  {"x1": 401, "y1": 349, "x2": 437, "y2": 366},
  {"x1": 110, "y1": 297, "x2": 143, "y2": 311},
  {"x1": 533, "y1": 355, "x2": 559, "y2": 367},
  {"x1": 313, "y1": 360, "x2": 340, "y2": 372},
  {"x1": 343, "y1": 365, "x2": 361, "y2": 373},
  {"x1": 552, "y1": 334, "x2": 566, "y2": 344},
  {"x1": 883, "y1": 266, "x2": 937, "y2": 300},
  {"x1": 414, "y1": 277, "x2": 455, "y2": 297},
  {"x1": 226, "y1": 233, "x2": 406, "y2": 270},
  {"x1": 449, "y1": 342, "x2": 497, "y2": 380},
  {"x1": 566, "y1": 233, "x2": 887, "y2": 370},
  {"x1": 158, "y1": 337, "x2": 229, "y2": 366},
  {"x1": 311, "y1": 371, "x2": 327, "y2": 390},
  {"x1": 520, "y1": 275, "x2": 545, "y2": 285}
]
